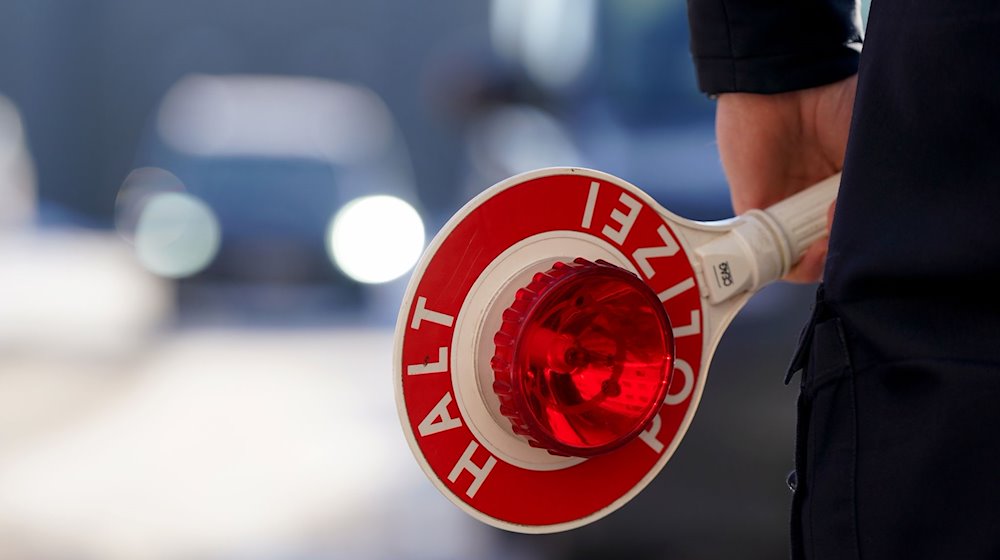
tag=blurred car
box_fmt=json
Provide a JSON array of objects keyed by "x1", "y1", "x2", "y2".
[{"x1": 125, "y1": 74, "x2": 426, "y2": 322}]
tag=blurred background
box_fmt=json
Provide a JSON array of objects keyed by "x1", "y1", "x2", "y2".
[{"x1": 0, "y1": 1, "x2": 866, "y2": 559}]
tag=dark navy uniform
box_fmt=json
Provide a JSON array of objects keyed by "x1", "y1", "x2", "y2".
[{"x1": 688, "y1": 1, "x2": 1000, "y2": 557}]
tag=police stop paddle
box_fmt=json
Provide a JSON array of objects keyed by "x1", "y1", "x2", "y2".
[{"x1": 393, "y1": 167, "x2": 839, "y2": 533}]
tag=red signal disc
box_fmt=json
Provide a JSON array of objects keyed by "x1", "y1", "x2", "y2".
[{"x1": 395, "y1": 168, "x2": 705, "y2": 532}]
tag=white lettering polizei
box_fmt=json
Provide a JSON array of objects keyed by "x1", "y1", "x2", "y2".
[
  {"x1": 410, "y1": 296, "x2": 455, "y2": 330},
  {"x1": 407, "y1": 346, "x2": 448, "y2": 375},
  {"x1": 581, "y1": 181, "x2": 600, "y2": 229},
  {"x1": 638, "y1": 413, "x2": 665, "y2": 454},
  {"x1": 447, "y1": 441, "x2": 498, "y2": 499},
  {"x1": 672, "y1": 310, "x2": 701, "y2": 338},
  {"x1": 602, "y1": 193, "x2": 642, "y2": 245},
  {"x1": 664, "y1": 359, "x2": 694, "y2": 405},
  {"x1": 633, "y1": 224, "x2": 681, "y2": 279},
  {"x1": 417, "y1": 392, "x2": 463, "y2": 437},
  {"x1": 658, "y1": 277, "x2": 696, "y2": 303}
]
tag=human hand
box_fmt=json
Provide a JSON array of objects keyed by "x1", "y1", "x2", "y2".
[{"x1": 715, "y1": 75, "x2": 857, "y2": 282}]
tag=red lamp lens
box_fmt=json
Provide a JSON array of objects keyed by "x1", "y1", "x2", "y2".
[{"x1": 492, "y1": 259, "x2": 674, "y2": 457}]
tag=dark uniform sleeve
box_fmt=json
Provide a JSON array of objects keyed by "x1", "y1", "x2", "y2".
[{"x1": 687, "y1": 0, "x2": 863, "y2": 95}]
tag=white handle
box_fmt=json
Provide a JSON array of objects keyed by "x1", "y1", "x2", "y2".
[
  {"x1": 695, "y1": 173, "x2": 841, "y2": 304},
  {"x1": 762, "y1": 173, "x2": 841, "y2": 265}
]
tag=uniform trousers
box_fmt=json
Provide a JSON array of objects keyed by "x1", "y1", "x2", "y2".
[{"x1": 790, "y1": 1, "x2": 1000, "y2": 557}]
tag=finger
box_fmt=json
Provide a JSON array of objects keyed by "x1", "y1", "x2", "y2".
[
  {"x1": 783, "y1": 196, "x2": 835, "y2": 283},
  {"x1": 784, "y1": 236, "x2": 828, "y2": 283},
  {"x1": 827, "y1": 197, "x2": 837, "y2": 236}
]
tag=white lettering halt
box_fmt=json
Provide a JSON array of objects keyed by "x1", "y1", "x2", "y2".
[
  {"x1": 417, "y1": 392, "x2": 463, "y2": 437},
  {"x1": 447, "y1": 440, "x2": 498, "y2": 499},
  {"x1": 407, "y1": 346, "x2": 449, "y2": 375},
  {"x1": 410, "y1": 297, "x2": 454, "y2": 330}
]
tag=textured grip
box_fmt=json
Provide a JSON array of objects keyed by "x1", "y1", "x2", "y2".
[{"x1": 763, "y1": 173, "x2": 841, "y2": 264}]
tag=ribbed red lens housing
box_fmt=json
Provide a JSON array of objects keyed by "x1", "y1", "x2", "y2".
[{"x1": 492, "y1": 258, "x2": 674, "y2": 457}]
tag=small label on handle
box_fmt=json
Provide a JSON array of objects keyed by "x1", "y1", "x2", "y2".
[
  {"x1": 713, "y1": 261, "x2": 735, "y2": 288},
  {"x1": 699, "y1": 251, "x2": 751, "y2": 304}
]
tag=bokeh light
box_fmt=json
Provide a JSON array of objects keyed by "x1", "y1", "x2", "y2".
[
  {"x1": 468, "y1": 104, "x2": 583, "y2": 178},
  {"x1": 133, "y1": 192, "x2": 221, "y2": 279},
  {"x1": 327, "y1": 195, "x2": 424, "y2": 284},
  {"x1": 114, "y1": 167, "x2": 187, "y2": 242},
  {"x1": 0, "y1": 94, "x2": 36, "y2": 229},
  {"x1": 0, "y1": 94, "x2": 24, "y2": 170},
  {"x1": 490, "y1": 0, "x2": 596, "y2": 91}
]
